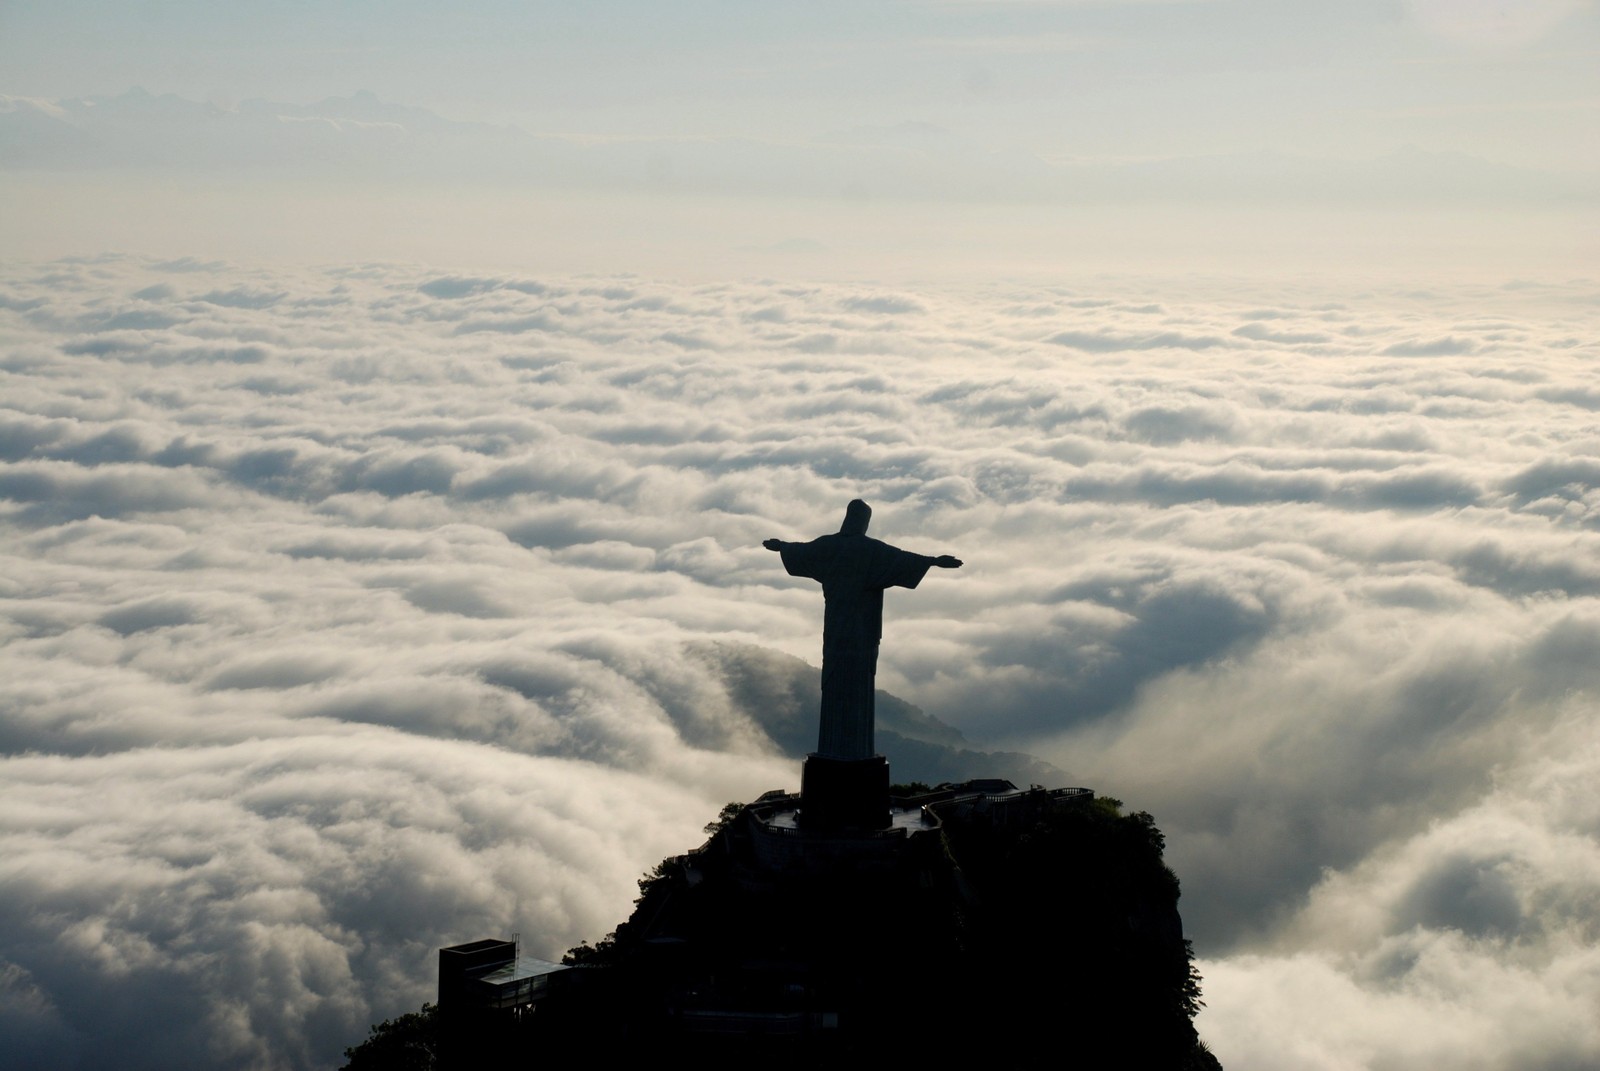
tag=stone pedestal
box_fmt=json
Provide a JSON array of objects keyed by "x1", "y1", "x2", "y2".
[{"x1": 800, "y1": 753, "x2": 890, "y2": 830}]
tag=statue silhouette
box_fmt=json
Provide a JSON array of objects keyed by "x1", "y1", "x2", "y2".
[{"x1": 764, "y1": 500, "x2": 962, "y2": 761}]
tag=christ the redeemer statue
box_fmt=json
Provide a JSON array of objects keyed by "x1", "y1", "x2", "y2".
[{"x1": 764, "y1": 500, "x2": 962, "y2": 763}]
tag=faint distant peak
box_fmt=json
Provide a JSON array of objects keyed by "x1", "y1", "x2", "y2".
[{"x1": 0, "y1": 95, "x2": 68, "y2": 119}]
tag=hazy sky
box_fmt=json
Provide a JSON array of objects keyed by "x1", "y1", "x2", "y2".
[
  {"x1": 3, "y1": 0, "x2": 1597, "y2": 276},
  {"x1": 3, "y1": 5, "x2": 1599, "y2": 1071},
  {"x1": 5, "y1": 0, "x2": 1598, "y2": 168}
]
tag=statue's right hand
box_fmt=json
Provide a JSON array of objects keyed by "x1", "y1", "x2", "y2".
[{"x1": 763, "y1": 539, "x2": 782, "y2": 551}]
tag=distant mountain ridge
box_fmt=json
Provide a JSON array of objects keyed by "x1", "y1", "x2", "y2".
[
  {"x1": 0, "y1": 88, "x2": 550, "y2": 176},
  {"x1": 3, "y1": 88, "x2": 1587, "y2": 204},
  {"x1": 686, "y1": 641, "x2": 1066, "y2": 788}
]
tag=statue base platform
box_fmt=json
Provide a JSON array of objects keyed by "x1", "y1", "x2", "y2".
[{"x1": 799, "y1": 753, "x2": 890, "y2": 830}]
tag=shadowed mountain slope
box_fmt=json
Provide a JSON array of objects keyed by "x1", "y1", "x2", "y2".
[{"x1": 686, "y1": 641, "x2": 1065, "y2": 786}]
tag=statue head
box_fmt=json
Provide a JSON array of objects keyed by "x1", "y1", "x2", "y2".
[{"x1": 839, "y1": 499, "x2": 872, "y2": 536}]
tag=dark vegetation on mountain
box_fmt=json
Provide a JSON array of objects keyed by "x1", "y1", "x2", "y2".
[
  {"x1": 340, "y1": 1003, "x2": 437, "y2": 1071},
  {"x1": 345, "y1": 792, "x2": 1220, "y2": 1070}
]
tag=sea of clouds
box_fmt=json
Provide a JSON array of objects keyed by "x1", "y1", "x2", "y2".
[{"x1": 2, "y1": 253, "x2": 1598, "y2": 1070}]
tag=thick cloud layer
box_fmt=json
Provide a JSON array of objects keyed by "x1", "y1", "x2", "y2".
[{"x1": 2, "y1": 255, "x2": 1598, "y2": 1070}]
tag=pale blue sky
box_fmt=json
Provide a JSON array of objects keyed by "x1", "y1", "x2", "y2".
[
  {"x1": 4, "y1": 0, "x2": 1596, "y2": 168},
  {"x1": 2, "y1": 1, "x2": 1594, "y2": 274}
]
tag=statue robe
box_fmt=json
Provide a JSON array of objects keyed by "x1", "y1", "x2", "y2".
[{"x1": 779, "y1": 534, "x2": 936, "y2": 761}]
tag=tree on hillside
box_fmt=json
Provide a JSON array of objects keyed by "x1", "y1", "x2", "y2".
[{"x1": 340, "y1": 1002, "x2": 437, "y2": 1071}]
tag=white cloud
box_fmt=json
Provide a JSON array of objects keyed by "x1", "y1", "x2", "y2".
[
  {"x1": 2, "y1": 255, "x2": 1599, "y2": 1068},
  {"x1": 1198, "y1": 708, "x2": 1600, "y2": 1071}
]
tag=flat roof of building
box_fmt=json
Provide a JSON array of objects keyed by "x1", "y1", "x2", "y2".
[{"x1": 477, "y1": 957, "x2": 569, "y2": 987}]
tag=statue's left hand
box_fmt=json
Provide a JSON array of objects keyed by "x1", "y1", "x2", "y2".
[
  {"x1": 763, "y1": 538, "x2": 783, "y2": 551},
  {"x1": 935, "y1": 555, "x2": 962, "y2": 568}
]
